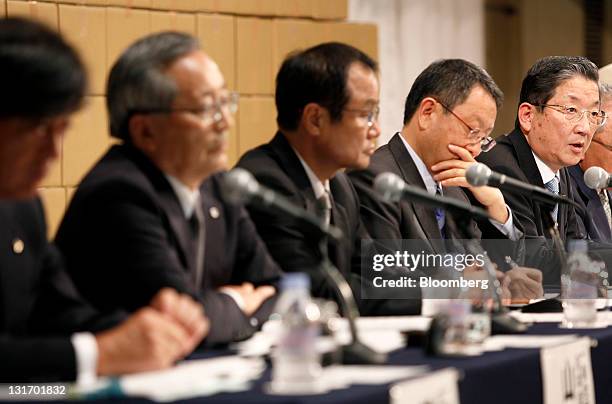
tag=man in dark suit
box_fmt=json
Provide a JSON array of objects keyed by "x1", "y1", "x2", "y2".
[
  {"x1": 568, "y1": 83, "x2": 612, "y2": 242},
  {"x1": 0, "y1": 18, "x2": 207, "y2": 383},
  {"x1": 477, "y1": 56, "x2": 609, "y2": 287},
  {"x1": 349, "y1": 59, "x2": 541, "y2": 302},
  {"x1": 56, "y1": 32, "x2": 280, "y2": 344},
  {"x1": 237, "y1": 43, "x2": 420, "y2": 315}
]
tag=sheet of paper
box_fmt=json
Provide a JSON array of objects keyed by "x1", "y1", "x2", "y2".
[
  {"x1": 118, "y1": 356, "x2": 265, "y2": 402},
  {"x1": 540, "y1": 337, "x2": 595, "y2": 404},
  {"x1": 390, "y1": 368, "x2": 461, "y2": 404},
  {"x1": 510, "y1": 311, "x2": 612, "y2": 325},
  {"x1": 484, "y1": 335, "x2": 578, "y2": 351}
]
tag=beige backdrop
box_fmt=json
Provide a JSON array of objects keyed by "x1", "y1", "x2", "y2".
[{"x1": 1, "y1": 0, "x2": 378, "y2": 238}]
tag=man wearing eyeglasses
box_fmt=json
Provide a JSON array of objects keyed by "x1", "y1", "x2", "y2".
[
  {"x1": 56, "y1": 32, "x2": 281, "y2": 344},
  {"x1": 567, "y1": 83, "x2": 612, "y2": 242},
  {"x1": 236, "y1": 42, "x2": 420, "y2": 315},
  {"x1": 348, "y1": 59, "x2": 543, "y2": 302},
  {"x1": 477, "y1": 56, "x2": 609, "y2": 288}
]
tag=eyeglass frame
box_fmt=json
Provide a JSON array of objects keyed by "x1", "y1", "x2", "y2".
[
  {"x1": 343, "y1": 105, "x2": 380, "y2": 129},
  {"x1": 129, "y1": 91, "x2": 239, "y2": 124},
  {"x1": 532, "y1": 103, "x2": 608, "y2": 128},
  {"x1": 432, "y1": 98, "x2": 496, "y2": 152}
]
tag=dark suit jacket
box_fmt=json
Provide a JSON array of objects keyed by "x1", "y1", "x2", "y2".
[
  {"x1": 349, "y1": 133, "x2": 487, "y2": 253},
  {"x1": 476, "y1": 127, "x2": 589, "y2": 286},
  {"x1": 0, "y1": 198, "x2": 120, "y2": 381},
  {"x1": 568, "y1": 165, "x2": 612, "y2": 242},
  {"x1": 236, "y1": 132, "x2": 420, "y2": 315},
  {"x1": 56, "y1": 143, "x2": 282, "y2": 345}
]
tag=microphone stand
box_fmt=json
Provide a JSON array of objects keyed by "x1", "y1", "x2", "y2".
[
  {"x1": 445, "y1": 213, "x2": 527, "y2": 334},
  {"x1": 316, "y1": 233, "x2": 387, "y2": 365}
]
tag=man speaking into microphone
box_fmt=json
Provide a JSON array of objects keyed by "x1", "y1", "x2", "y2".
[
  {"x1": 56, "y1": 32, "x2": 281, "y2": 344},
  {"x1": 477, "y1": 56, "x2": 611, "y2": 287}
]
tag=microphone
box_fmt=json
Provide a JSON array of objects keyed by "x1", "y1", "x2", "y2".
[
  {"x1": 584, "y1": 166, "x2": 611, "y2": 190},
  {"x1": 466, "y1": 163, "x2": 576, "y2": 207},
  {"x1": 224, "y1": 168, "x2": 385, "y2": 365},
  {"x1": 374, "y1": 172, "x2": 491, "y2": 221},
  {"x1": 222, "y1": 168, "x2": 343, "y2": 241}
]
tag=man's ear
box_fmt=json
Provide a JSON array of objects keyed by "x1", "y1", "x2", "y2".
[
  {"x1": 517, "y1": 102, "x2": 535, "y2": 134},
  {"x1": 416, "y1": 97, "x2": 437, "y2": 131},
  {"x1": 301, "y1": 103, "x2": 324, "y2": 137},
  {"x1": 128, "y1": 114, "x2": 156, "y2": 153}
]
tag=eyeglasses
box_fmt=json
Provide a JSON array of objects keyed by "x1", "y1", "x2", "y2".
[
  {"x1": 131, "y1": 92, "x2": 239, "y2": 124},
  {"x1": 592, "y1": 138, "x2": 612, "y2": 152},
  {"x1": 435, "y1": 99, "x2": 496, "y2": 152},
  {"x1": 343, "y1": 105, "x2": 380, "y2": 129},
  {"x1": 533, "y1": 104, "x2": 607, "y2": 127}
]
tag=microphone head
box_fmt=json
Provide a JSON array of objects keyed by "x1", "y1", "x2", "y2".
[
  {"x1": 584, "y1": 166, "x2": 609, "y2": 190},
  {"x1": 465, "y1": 163, "x2": 492, "y2": 187},
  {"x1": 373, "y1": 172, "x2": 405, "y2": 202},
  {"x1": 222, "y1": 168, "x2": 259, "y2": 204}
]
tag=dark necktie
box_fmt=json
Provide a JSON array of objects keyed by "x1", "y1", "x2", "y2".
[
  {"x1": 434, "y1": 185, "x2": 446, "y2": 239},
  {"x1": 188, "y1": 200, "x2": 205, "y2": 289}
]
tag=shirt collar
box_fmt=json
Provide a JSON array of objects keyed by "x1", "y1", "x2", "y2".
[
  {"x1": 398, "y1": 134, "x2": 440, "y2": 195},
  {"x1": 531, "y1": 151, "x2": 559, "y2": 185},
  {"x1": 165, "y1": 174, "x2": 201, "y2": 218},
  {"x1": 291, "y1": 146, "x2": 331, "y2": 199}
]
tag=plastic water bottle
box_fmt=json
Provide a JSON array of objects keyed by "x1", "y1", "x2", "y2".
[
  {"x1": 562, "y1": 240, "x2": 599, "y2": 328},
  {"x1": 269, "y1": 273, "x2": 323, "y2": 394}
]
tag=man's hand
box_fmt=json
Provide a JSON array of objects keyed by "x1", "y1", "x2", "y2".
[
  {"x1": 95, "y1": 307, "x2": 193, "y2": 376},
  {"x1": 219, "y1": 282, "x2": 275, "y2": 316},
  {"x1": 149, "y1": 288, "x2": 209, "y2": 355},
  {"x1": 431, "y1": 144, "x2": 508, "y2": 223},
  {"x1": 505, "y1": 266, "x2": 544, "y2": 303}
]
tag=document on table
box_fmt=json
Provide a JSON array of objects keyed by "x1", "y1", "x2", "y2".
[
  {"x1": 483, "y1": 335, "x2": 579, "y2": 351},
  {"x1": 236, "y1": 316, "x2": 431, "y2": 356},
  {"x1": 73, "y1": 356, "x2": 265, "y2": 402}
]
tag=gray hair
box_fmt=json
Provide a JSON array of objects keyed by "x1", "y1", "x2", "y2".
[
  {"x1": 596, "y1": 83, "x2": 612, "y2": 134},
  {"x1": 106, "y1": 31, "x2": 200, "y2": 141}
]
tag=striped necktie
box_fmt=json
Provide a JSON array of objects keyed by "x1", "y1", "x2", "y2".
[
  {"x1": 544, "y1": 177, "x2": 560, "y2": 222},
  {"x1": 598, "y1": 189, "x2": 612, "y2": 231}
]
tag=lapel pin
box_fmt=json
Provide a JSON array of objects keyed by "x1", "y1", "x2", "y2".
[
  {"x1": 209, "y1": 206, "x2": 220, "y2": 219},
  {"x1": 12, "y1": 238, "x2": 24, "y2": 254}
]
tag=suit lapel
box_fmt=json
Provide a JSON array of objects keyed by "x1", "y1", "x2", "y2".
[
  {"x1": 269, "y1": 132, "x2": 319, "y2": 213},
  {"x1": 388, "y1": 134, "x2": 443, "y2": 250},
  {"x1": 123, "y1": 144, "x2": 196, "y2": 274}
]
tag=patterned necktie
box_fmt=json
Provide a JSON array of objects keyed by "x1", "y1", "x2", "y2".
[
  {"x1": 434, "y1": 185, "x2": 446, "y2": 238},
  {"x1": 598, "y1": 189, "x2": 612, "y2": 231},
  {"x1": 544, "y1": 177, "x2": 560, "y2": 222}
]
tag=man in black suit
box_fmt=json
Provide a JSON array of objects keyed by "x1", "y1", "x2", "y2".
[
  {"x1": 0, "y1": 18, "x2": 207, "y2": 383},
  {"x1": 56, "y1": 32, "x2": 280, "y2": 344},
  {"x1": 237, "y1": 43, "x2": 420, "y2": 315},
  {"x1": 568, "y1": 83, "x2": 612, "y2": 242},
  {"x1": 477, "y1": 56, "x2": 609, "y2": 287},
  {"x1": 349, "y1": 59, "x2": 541, "y2": 302}
]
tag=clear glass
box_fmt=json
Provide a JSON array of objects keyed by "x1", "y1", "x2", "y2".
[{"x1": 561, "y1": 241, "x2": 600, "y2": 328}]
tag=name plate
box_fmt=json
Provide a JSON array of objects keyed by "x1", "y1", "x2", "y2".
[
  {"x1": 540, "y1": 337, "x2": 595, "y2": 404},
  {"x1": 390, "y1": 368, "x2": 460, "y2": 404}
]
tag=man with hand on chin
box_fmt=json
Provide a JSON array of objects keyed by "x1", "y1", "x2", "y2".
[{"x1": 349, "y1": 59, "x2": 542, "y2": 302}]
